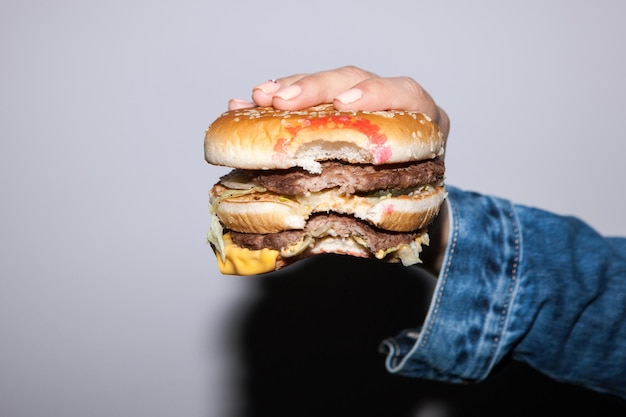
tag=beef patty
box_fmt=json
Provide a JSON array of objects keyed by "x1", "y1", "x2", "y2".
[
  {"x1": 221, "y1": 158, "x2": 445, "y2": 195},
  {"x1": 230, "y1": 213, "x2": 423, "y2": 254}
]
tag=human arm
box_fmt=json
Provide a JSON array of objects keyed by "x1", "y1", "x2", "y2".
[{"x1": 381, "y1": 186, "x2": 626, "y2": 400}]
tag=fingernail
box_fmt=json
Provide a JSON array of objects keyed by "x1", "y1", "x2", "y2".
[
  {"x1": 275, "y1": 84, "x2": 302, "y2": 101},
  {"x1": 228, "y1": 98, "x2": 255, "y2": 110},
  {"x1": 335, "y1": 88, "x2": 363, "y2": 104},
  {"x1": 253, "y1": 80, "x2": 280, "y2": 95}
]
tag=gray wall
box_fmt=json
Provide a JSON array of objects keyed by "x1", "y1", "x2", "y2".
[{"x1": 1, "y1": 0, "x2": 625, "y2": 416}]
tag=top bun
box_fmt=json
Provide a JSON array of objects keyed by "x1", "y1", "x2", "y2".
[{"x1": 204, "y1": 104, "x2": 444, "y2": 173}]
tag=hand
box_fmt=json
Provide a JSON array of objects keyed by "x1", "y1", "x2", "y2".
[
  {"x1": 228, "y1": 65, "x2": 450, "y2": 143},
  {"x1": 228, "y1": 66, "x2": 450, "y2": 275}
]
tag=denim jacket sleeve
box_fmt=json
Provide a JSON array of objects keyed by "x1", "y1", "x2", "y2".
[{"x1": 380, "y1": 186, "x2": 626, "y2": 399}]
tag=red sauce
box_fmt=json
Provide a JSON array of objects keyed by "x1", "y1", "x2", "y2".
[
  {"x1": 273, "y1": 137, "x2": 290, "y2": 161},
  {"x1": 273, "y1": 115, "x2": 391, "y2": 163}
]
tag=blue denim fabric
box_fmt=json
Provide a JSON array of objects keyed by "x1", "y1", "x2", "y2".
[{"x1": 380, "y1": 186, "x2": 626, "y2": 399}]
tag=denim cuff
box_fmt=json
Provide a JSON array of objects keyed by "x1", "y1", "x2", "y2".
[{"x1": 380, "y1": 186, "x2": 523, "y2": 383}]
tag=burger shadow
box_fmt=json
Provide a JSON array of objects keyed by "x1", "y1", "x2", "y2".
[{"x1": 230, "y1": 254, "x2": 626, "y2": 417}]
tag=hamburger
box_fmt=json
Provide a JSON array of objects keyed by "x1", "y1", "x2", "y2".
[{"x1": 204, "y1": 104, "x2": 446, "y2": 275}]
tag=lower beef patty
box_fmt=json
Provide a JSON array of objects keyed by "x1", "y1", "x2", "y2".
[{"x1": 230, "y1": 213, "x2": 423, "y2": 254}]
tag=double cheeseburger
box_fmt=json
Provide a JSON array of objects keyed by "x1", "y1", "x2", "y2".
[{"x1": 204, "y1": 104, "x2": 446, "y2": 275}]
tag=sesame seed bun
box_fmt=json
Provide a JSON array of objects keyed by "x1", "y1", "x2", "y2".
[{"x1": 204, "y1": 104, "x2": 445, "y2": 173}]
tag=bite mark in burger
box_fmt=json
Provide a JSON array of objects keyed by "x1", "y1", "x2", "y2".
[{"x1": 204, "y1": 104, "x2": 447, "y2": 275}]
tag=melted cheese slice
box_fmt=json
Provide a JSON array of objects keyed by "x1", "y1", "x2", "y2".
[{"x1": 216, "y1": 233, "x2": 279, "y2": 275}]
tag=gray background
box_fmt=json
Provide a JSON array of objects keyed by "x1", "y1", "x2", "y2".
[{"x1": 1, "y1": 0, "x2": 625, "y2": 416}]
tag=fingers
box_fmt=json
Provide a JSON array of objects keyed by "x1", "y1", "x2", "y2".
[
  {"x1": 251, "y1": 74, "x2": 307, "y2": 107},
  {"x1": 335, "y1": 76, "x2": 437, "y2": 114},
  {"x1": 228, "y1": 74, "x2": 307, "y2": 111},
  {"x1": 255, "y1": 66, "x2": 377, "y2": 110},
  {"x1": 228, "y1": 98, "x2": 256, "y2": 111}
]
